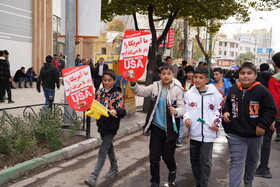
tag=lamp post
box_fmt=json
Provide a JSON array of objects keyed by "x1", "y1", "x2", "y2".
[{"x1": 259, "y1": 17, "x2": 272, "y2": 61}]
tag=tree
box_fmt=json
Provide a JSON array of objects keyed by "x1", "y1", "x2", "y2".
[
  {"x1": 101, "y1": 0, "x2": 250, "y2": 111},
  {"x1": 106, "y1": 18, "x2": 126, "y2": 32},
  {"x1": 236, "y1": 52, "x2": 255, "y2": 65}
]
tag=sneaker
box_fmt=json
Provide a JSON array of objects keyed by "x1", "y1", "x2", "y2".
[
  {"x1": 168, "y1": 170, "x2": 176, "y2": 185},
  {"x1": 84, "y1": 175, "x2": 97, "y2": 187},
  {"x1": 244, "y1": 180, "x2": 252, "y2": 187},
  {"x1": 8, "y1": 100, "x2": 14, "y2": 104},
  {"x1": 275, "y1": 134, "x2": 280, "y2": 142},
  {"x1": 105, "y1": 168, "x2": 118, "y2": 179},
  {"x1": 176, "y1": 139, "x2": 182, "y2": 147},
  {"x1": 255, "y1": 168, "x2": 272, "y2": 178},
  {"x1": 151, "y1": 182, "x2": 159, "y2": 187},
  {"x1": 24, "y1": 86, "x2": 28, "y2": 88}
]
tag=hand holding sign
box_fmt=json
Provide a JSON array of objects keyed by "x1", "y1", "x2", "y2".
[{"x1": 119, "y1": 30, "x2": 152, "y2": 81}]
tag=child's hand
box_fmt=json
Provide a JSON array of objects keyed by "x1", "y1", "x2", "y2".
[
  {"x1": 223, "y1": 112, "x2": 231, "y2": 122},
  {"x1": 109, "y1": 109, "x2": 117, "y2": 117},
  {"x1": 185, "y1": 118, "x2": 191, "y2": 128},
  {"x1": 209, "y1": 124, "x2": 219, "y2": 131},
  {"x1": 256, "y1": 126, "x2": 265, "y2": 136},
  {"x1": 168, "y1": 106, "x2": 177, "y2": 116}
]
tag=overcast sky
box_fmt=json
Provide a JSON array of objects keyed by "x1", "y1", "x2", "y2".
[{"x1": 219, "y1": 8, "x2": 280, "y2": 52}]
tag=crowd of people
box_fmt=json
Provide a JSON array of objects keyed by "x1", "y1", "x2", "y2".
[
  {"x1": 1, "y1": 49, "x2": 280, "y2": 187},
  {"x1": 81, "y1": 54, "x2": 279, "y2": 187}
]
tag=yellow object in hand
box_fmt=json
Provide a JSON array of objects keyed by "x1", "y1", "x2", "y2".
[{"x1": 84, "y1": 100, "x2": 109, "y2": 119}]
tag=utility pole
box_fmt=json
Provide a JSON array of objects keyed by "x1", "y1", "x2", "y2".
[{"x1": 64, "y1": 0, "x2": 76, "y2": 124}]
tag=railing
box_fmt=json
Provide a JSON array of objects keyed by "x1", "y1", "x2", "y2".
[{"x1": 0, "y1": 103, "x2": 92, "y2": 139}]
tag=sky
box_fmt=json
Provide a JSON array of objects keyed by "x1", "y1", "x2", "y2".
[{"x1": 219, "y1": 8, "x2": 280, "y2": 52}]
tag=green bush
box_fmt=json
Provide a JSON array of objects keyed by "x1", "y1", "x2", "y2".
[{"x1": 0, "y1": 105, "x2": 82, "y2": 165}]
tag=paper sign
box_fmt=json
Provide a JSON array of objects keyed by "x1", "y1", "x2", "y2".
[
  {"x1": 119, "y1": 30, "x2": 152, "y2": 81},
  {"x1": 62, "y1": 65, "x2": 94, "y2": 111}
]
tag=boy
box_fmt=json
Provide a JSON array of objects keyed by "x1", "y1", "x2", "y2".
[
  {"x1": 183, "y1": 67, "x2": 223, "y2": 187},
  {"x1": 130, "y1": 64, "x2": 185, "y2": 187},
  {"x1": 211, "y1": 67, "x2": 232, "y2": 99},
  {"x1": 223, "y1": 62, "x2": 276, "y2": 187},
  {"x1": 85, "y1": 70, "x2": 126, "y2": 187}
]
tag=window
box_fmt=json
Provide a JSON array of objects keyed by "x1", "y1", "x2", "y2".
[
  {"x1": 101, "y1": 47, "x2": 106, "y2": 54},
  {"x1": 236, "y1": 44, "x2": 238, "y2": 48},
  {"x1": 224, "y1": 51, "x2": 227, "y2": 55},
  {"x1": 219, "y1": 51, "x2": 222, "y2": 55},
  {"x1": 230, "y1": 51, "x2": 234, "y2": 57},
  {"x1": 224, "y1": 42, "x2": 227, "y2": 47},
  {"x1": 230, "y1": 43, "x2": 235, "y2": 48},
  {"x1": 219, "y1": 42, "x2": 222, "y2": 46},
  {"x1": 245, "y1": 47, "x2": 251, "y2": 52}
]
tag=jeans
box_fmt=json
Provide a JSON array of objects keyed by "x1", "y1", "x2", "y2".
[
  {"x1": 26, "y1": 76, "x2": 37, "y2": 87},
  {"x1": 91, "y1": 134, "x2": 117, "y2": 178},
  {"x1": 18, "y1": 77, "x2": 27, "y2": 87},
  {"x1": 228, "y1": 133, "x2": 263, "y2": 187},
  {"x1": 149, "y1": 125, "x2": 177, "y2": 184},
  {"x1": 190, "y1": 139, "x2": 213, "y2": 187},
  {"x1": 259, "y1": 128, "x2": 274, "y2": 169},
  {"x1": 178, "y1": 118, "x2": 184, "y2": 142},
  {"x1": 43, "y1": 87, "x2": 55, "y2": 104},
  {"x1": 0, "y1": 79, "x2": 12, "y2": 101}
]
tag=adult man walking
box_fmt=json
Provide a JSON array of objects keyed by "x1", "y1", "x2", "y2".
[
  {"x1": 0, "y1": 50, "x2": 14, "y2": 103},
  {"x1": 37, "y1": 55, "x2": 60, "y2": 104},
  {"x1": 94, "y1": 57, "x2": 108, "y2": 91}
]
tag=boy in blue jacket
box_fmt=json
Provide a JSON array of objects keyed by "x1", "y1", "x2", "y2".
[
  {"x1": 183, "y1": 67, "x2": 223, "y2": 187},
  {"x1": 223, "y1": 62, "x2": 276, "y2": 187}
]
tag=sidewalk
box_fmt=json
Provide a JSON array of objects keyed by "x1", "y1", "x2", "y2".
[{"x1": 0, "y1": 85, "x2": 146, "y2": 186}]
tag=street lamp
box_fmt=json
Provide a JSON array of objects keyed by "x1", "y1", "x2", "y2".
[{"x1": 259, "y1": 17, "x2": 272, "y2": 61}]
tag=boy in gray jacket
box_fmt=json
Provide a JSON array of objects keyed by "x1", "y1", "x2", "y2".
[{"x1": 130, "y1": 64, "x2": 185, "y2": 187}]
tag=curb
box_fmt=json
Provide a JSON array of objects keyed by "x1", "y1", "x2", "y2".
[{"x1": 0, "y1": 120, "x2": 145, "y2": 186}]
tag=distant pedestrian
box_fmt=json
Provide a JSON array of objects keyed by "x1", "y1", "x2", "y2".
[
  {"x1": 13, "y1": 67, "x2": 27, "y2": 88},
  {"x1": 94, "y1": 57, "x2": 108, "y2": 91},
  {"x1": 0, "y1": 50, "x2": 14, "y2": 103},
  {"x1": 130, "y1": 64, "x2": 185, "y2": 187},
  {"x1": 223, "y1": 62, "x2": 276, "y2": 187},
  {"x1": 26, "y1": 67, "x2": 38, "y2": 88},
  {"x1": 184, "y1": 67, "x2": 223, "y2": 187},
  {"x1": 59, "y1": 55, "x2": 65, "y2": 75},
  {"x1": 52, "y1": 54, "x2": 59, "y2": 71},
  {"x1": 75, "y1": 54, "x2": 82, "y2": 66},
  {"x1": 84, "y1": 70, "x2": 126, "y2": 187},
  {"x1": 37, "y1": 55, "x2": 60, "y2": 104}
]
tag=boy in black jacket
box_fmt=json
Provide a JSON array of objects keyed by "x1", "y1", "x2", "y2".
[
  {"x1": 85, "y1": 70, "x2": 126, "y2": 187},
  {"x1": 223, "y1": 62, "x2": 276, "y2": 187}
]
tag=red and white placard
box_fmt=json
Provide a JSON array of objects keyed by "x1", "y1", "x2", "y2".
[
  {"x1": 62, "y1": 65, "x2": 94, "y2": 111},
  {"x1": 119, "y1": 30, "x2": 152, "y2": 81}
]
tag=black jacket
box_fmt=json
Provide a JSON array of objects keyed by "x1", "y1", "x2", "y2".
[
  {"x1": 0, "y1": 58, "x2": 11, "y2": 80},
  {"x1": 13, "y1": 70, "x2": 26, "y2": 82},
  {"x1": 95, "y1": 86, "x2": 126, "y2": 135},
  {"x1": 256, "y1": 71, "x2": 274, "y2": 88},
  {"x1": 94, "y1": 63, "x2": 109, "y2": 78},
  {"x1": 224, "y1": 82, "x2": 277, "y2": 137},
  {"x1": 37, "y1": 63, "x2": 60, "y2": 90}
]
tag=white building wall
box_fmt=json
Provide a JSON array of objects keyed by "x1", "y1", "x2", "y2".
[{"x1": 0, "y1": 0, "x2": 32, "y2": 76}]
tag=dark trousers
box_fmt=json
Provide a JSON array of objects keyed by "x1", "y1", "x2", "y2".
[
  {"x1": 149, "y1": 125, "x2": 177, "y2": 184},
  {"x1": 94, "y1": 76, "x2": 102, "y2": 91},
  {"x1": 259, "y1": 128, "x2": 274, "y2": 169},
  {"x1": 0, "y1": 78, "x2": 11, "y2": 101},
  {"x1": 190, "y1": 139, "x2": 213, "y2": 187},
  {"x1": 92, "y1": 134, "x2": 117, "y2": 178}
]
